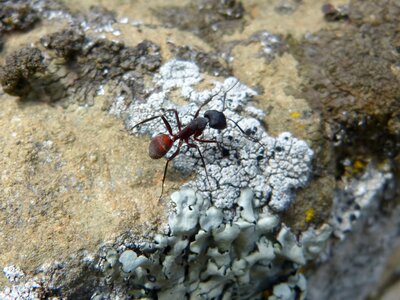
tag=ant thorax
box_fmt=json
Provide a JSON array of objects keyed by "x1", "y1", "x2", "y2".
[{"x1": 124, "y1": 60, "x2": 313, "y2": 217}]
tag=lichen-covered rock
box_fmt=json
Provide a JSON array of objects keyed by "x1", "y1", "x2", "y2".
[
  {"x1": 40, "y1": 29, "x2": 85, "y2": 57},
  {"x1": 124, "y1": 59, "x2": 314, "y2": 213},
  {"x1": 154, "y1": 0, "x2": 245, "y2": 45},
  {"x1": 169, "y1": 188, "x2": 204, "y2": 235},
  {"x1": 0, "y1": 0, "x2": 397, "y2": 299}
]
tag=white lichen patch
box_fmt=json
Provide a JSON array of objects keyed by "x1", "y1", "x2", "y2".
[
  {"x1": 0, "y1": 266, "x2": 56, "y2": 300},
  {"x1": 122, "y1": 59, "x2": 314, "y2": 213},
  {"x1": 3, "y1": 266, "x2": 24, "y2": 283},
  {"x1": 332, "y1": 164, "x2": 394, "y2": 239}
]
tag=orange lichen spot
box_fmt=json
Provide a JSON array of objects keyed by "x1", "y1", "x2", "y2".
[
  {"x1": 290, "y1": 111, "x2": 301, "y2": 119},
  {"x1": 305, "y1": 208, "x2": 315, "y2": 223},
  {"x1": 297, "y1": 124, "x2": 306, "y2": 130}
]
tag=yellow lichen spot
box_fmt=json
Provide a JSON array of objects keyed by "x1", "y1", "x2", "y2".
[
  {"x1": 290, "y1": 111, "x2": 301, "y2": 119},
  {"x1": 353, "y1": 159, "x2": 366, "y2": 173},
  {"x1": 305, "y1": 208, "x2": 315, "y2": 223},
  {"x1": 344, "y1": 158, "x2": 368, "y2": 177}
]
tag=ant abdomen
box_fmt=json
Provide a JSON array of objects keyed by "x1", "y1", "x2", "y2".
[{"x1": 149, "y1": 134, "x2": 174, "y2": 159}]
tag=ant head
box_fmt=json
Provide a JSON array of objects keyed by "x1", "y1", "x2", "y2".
[{"x1": 204, "y1": 110, "x2": 227, "y2": 130}]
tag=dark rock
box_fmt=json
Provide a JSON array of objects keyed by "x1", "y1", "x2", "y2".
[
  {"x1": 321, "y1": 3, "x2": 349, "y2": 22},
  {"x1": 170, "y1": 45, "x2": 231, "y2": 77},
  {"x1": 291, "y1": 0, "x2": 400, "y2": 169},
  {"x1": 275, "y1": 0, "x2": 303, "y2": 15},
  {"x1": 155, "y1": 0, "x2": 245, "y2": 46},
  {"x1": 85, "y1": 5, "x2": 117, "y2": 28}
]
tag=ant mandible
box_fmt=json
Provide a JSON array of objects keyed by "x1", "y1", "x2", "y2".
[{"x1": 131, "y1": 81, "x2": 239, "y2": 199}]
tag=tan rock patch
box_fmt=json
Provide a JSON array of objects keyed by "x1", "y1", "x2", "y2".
[{"x1": 0, "y1": 93, "x2": 168, "y2": 275}]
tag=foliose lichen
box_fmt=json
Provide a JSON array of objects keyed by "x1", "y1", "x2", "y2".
[{"x1": 98, "y1": 188, "x2": 331, "y2": 299}]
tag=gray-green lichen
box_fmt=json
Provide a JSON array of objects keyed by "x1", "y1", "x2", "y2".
[{"x1": 98, "y1": 188, "x2": 331, "y2": 299}]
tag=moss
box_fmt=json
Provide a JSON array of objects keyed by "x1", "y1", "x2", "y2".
[
  {"x1": 0, "y1": 28, "x2": 162, "y2": 105},
  {"x1": 0, "y1": 47, "x2": 46, "y2": 97},
  {"x1": 0, "y1": 2, "x2": 39, "y2": 33}
]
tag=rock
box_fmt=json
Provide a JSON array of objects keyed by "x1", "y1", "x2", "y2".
[{"x1": 0, "y1": 0, "x2": 397, "y2": 299}]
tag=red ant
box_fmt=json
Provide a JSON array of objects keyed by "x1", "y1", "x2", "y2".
[
  {"x1": 131, "y1": 81, "x2": 267, "y2": 199},
  {"x1": 131, "y1": 82, "x2": 240, "y2": 199}
]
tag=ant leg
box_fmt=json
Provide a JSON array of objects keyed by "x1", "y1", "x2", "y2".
[
  {"x1": 186, "y1": 142, "x2": 211, "y2": 187},
  {"x1": 193, "y1": 136, "x2": 223, "y2": 152},
  {"x1": 159, "y1": 115, "x2": 174, "y2": 136},
  {"x1": 193, "y1": 136, "x2": 218, "y2": 144},
  {"x1": 131, "y1": 114, "x2": 174, "y2": 136},
  {"x1": 159, "y1": 140, "x2": 183, "y2": 201},
  {"x1": 130, "y1": 115, "x2": 162, "y2": 130},
  {"x1": 162, "y1": 109, "x2": 182, "y2": 131}
]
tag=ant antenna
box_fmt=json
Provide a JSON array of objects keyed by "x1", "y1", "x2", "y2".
[
  {"x1": 227, "y1": 117, "x2": 266, "y2": 149},
  {"x1": 220, "y1": 80, "x2": 266, "y2": 149},
  {"x1": 195, "y1": 79, "x2": 240, "y2": 117},
  {"x1": 222, "y1": 79, "x2": 240, "y2": 111},
  {"x1": 194, "y1": 88, "x2": 223, "y2": 118}
]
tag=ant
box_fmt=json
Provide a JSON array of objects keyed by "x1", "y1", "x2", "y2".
[{"x1": 131, "y1": 81, "x2": 261, "y2": 199}]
